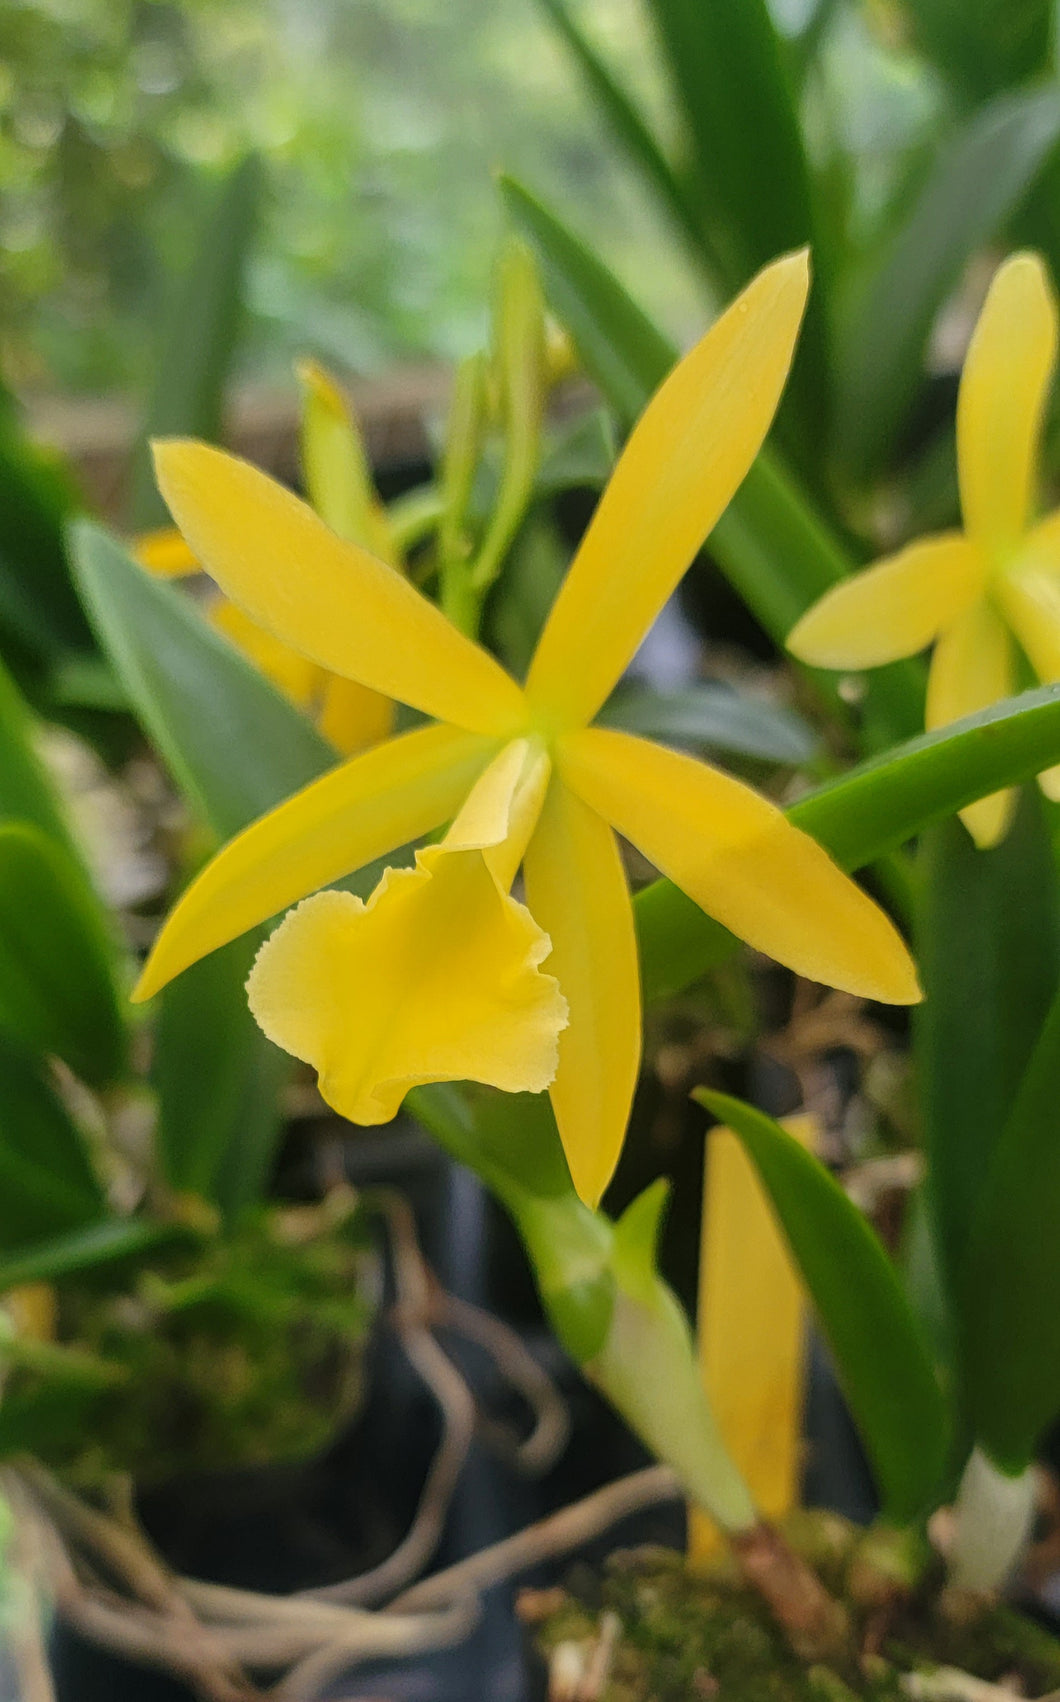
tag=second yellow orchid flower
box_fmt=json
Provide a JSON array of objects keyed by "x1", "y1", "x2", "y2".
[
  {"x1": 789, "y1": 251, "x2": 1060, "y2": 850},
  {"x1": 132, "y1": 250, "x2": 918, "y2": 1206}
]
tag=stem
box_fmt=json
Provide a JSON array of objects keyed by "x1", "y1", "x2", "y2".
[{"x1": 948, "y1": 1446, "x2": 1037, "y2": 1592}]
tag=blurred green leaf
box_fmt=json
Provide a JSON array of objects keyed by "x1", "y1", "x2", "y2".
[
  {"x1": 0, "y1": 823, "x2": 126, "y2": 1089},
  {"x1": 500, "y1": 174, "x2": 923, "y2": 746},
  {"x1": 636, "y1": 684, "x2": 1060, "y2": 1001},
  {"x1": 129, "y1": 155, "x2": 264, "y2": 530},
  {"x1": 0, "y1": 654, "x2": 84, "y2": 866},
  {"x1": 598, "y1": 682, "x2": 817, "y2": 765},
  {"x1": 152, "y1": 932, "x2": 284, "y2": 1214},
  {"x1": 0, "y1": 1219, "x2": 187, "y2": 1294},
  {"x1": 533, "y1": 0, "x2": 706, "y2": 258},
  {"x1": 0, "y1": 424, "x2": 92, "y2": 670},
  {"x1": 697, "y1": 1089, "x2": 949, "y2": 1521},
  {"x1": 916, "y1": 790, "x2": 1059, "y2": 1306},
  {"x1": 836, "y1": 85, "x2": 1060, "y2": 478},
  {"x1": 70, "y1": 518, "x2": 333, "y2": 1216},
  {"x1": 69, "y1": 520, "x2": 333, "y2": 842},
  {"x1": 0, "y1": 1034, "x2": 106, "y2": 1252},
  {"x1": 907, "y1": 0, "x2": 1053, "y2": 104},
  {"x1": 961, "y1": 978, "x2": 1060, "y2": 1470},
  {"x1": 536, "y1": 408, "x2": 615, "y2": 498}
]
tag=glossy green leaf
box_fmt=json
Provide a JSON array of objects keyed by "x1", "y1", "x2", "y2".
[
  {"x1": 636, "y1": 684, "x2": 1060, "y2": 1002},
  {"x1": 961, "y1": 979, "x2": 1060, "y2": 1471},
  {"x1": 500, "y1": 174, "x2": 923, "y2": 746},
  {"x1": 598, "y1": 682, "x2": 817, "y2": 765},
  {"x1": 0, "y1": 1034, "x2": 106, "y2": 1252},
  {"x1": 697, "y1": 1089, "x2": 949, "y2": 1521},
  {"x1": 917, "y1": 790, "x2": 1059, "y2": 1307},
  {"x1": 836, "y1": 86, "x2": 1060, "y2": 478},
  {"x1": 0, "y1": 823, "x2": 126, "y2": 1088},
  {"x1": 129, "y1": 154, "x2": 264, "y2": 529},
  {"x1": 69, "y1": 519, "x2": 332, "y2": 1216},
  {"x1": 69, "y1": 520, "x2": 333, "y2": 842}
]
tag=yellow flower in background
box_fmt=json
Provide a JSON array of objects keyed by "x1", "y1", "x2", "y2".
[
  {"x1": 135, "y1": 360, "x2": 397, "y2": 757},
  {"x1": 789, "y1": 252, "x2": 1060, "y2": 850},
  {"x1": 132, "y1": 250, "x2": 919, "y2": 1206}
]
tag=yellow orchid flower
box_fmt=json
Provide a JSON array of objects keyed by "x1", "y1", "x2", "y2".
[
  {"x1": 789, "y1": 251, "x2": 1060, "y2": 849},
  {"x1": 131, "y1": 250, "x2": 918, "y2": 1206},
  {"x1": 134, "y1": 361, "x2": 397, "y2": 757}
]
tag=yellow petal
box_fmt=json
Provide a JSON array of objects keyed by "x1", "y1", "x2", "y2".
[
  {"x1": 526, "y1": 252, "x2": 810, "y2": 729},
  {"x1": 133, "y1": 723, "x2": 494, "y2": 1002},
  {"x1": 317, "y1": 675, "x2": 394, "y2": 755},
  {"x1": 445, "y1": 736, "x2": 551, "y2": 889},
  {"x1": 690, "y1": 1114, "x2": 814, "y2": 1562},
  {"x1": 560, "y1": 726, "x2": 920, "y2": 1005},
  {"x1": 297, "y1": 358, "x2": 398, "y2": 564},
  {"x1": 523, "y1": 778, "x2": 641, "y2": 1207},
  {"x1": 958, "y1": 252, "x2": 1058, "y2": 551},
  {"x1": 152, "y1": 441, "x2": 526, "y2": 737},
  {"x1": 786, "y1": 532, "x2": 984, "y2": 668},
  {"x1": 134, "y1": 527, "x2": 201, "y2": 578},
  {"x1": 994, "y1": 566, "x2": 1060, "y2": 805},
  {"x1": 246, "y1": 849, "x2": 568, "y2": 1122},
  {"x1": 926, "y1": 598, "x2": 1015, "y2": 848},
  {"x1": 210, "y1": 597, "x2": 324, "y2": 710}
]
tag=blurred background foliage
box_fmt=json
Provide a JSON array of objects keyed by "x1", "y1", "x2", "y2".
[{"x1": 2, "y1": 0, "x2": 950, "y2": 401}]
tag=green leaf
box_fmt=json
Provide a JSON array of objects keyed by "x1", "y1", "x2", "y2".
[
  {"x1": 0, "y1": 654, "x2": 85, "y2": 864},
  {"x1": 533, "y1": 0, "x2": 706, "y2": 258},
  {"x1": 916, "y1": 789, "x2": 1059, "y2": 1307},
  {"x1": 0, "y1": 1034, "x2": 106, "y2": 1252},
  {"x1": 0, "y1": 1218, "x2": 188, "y2": 1294},
  {"x1": 907, "y1": 0, "x2": 1053, "y2": 104},
  {"x1": 610, "y1": 1179, "x2": 671, "y2": 1307},
  {"x1": 69, "y1": 520, "x2": 333, "y2": 842},
  {"x1": 636, "y1": 684, "x2": 1060, "y2": 1002},
  {"x1": 836, "y1": 86, "x2": 1060, "y2": 477},
  {"x1": 0, "y1": 422, "x2": 92, "y2": 668},
  {"x1": 0, "y1": 823, "x2": 127, "y2": 1088},
  {"x1": 961, "y1": 978, "x2": 1060, "y2": 1470},
  {"x1": 129, "y1": 155, "x2": 264, "y2": 529},
  {"x1": 69, "y1": 519, "x2": 334, "y2": 1217},
  {"x1": 598, "y1": 682, "x2": 817, "y2": 765},
  {"x1": 500, "y1": 174, "x2": 923, "y2": 746},
  {"x1": 152, "y1": 932, "x2": 284, "y2": 1213},
  {"x1": 697, "y1": 1089, "x2": 949, "y2": 1521}
]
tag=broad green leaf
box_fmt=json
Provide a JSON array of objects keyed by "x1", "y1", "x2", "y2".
[
  {"x1": 917, "y1": 790, "x2": 1059, "y2": 1306},
  {"x1": 636, "y1": 684, "x2": 1060, "y2": 1002},
  {"x1": 907, "y1": 0, "x2": 1053, "y2": 104},
  {"x1": 0, "y1": 1218, "x2": 187, "y2": 1294},
  {"x1": 69, "y1": 519, "x2": 332, "y2": 1216},
  {"x1": 152, "y1": 933, "x2": 284, "y2": 1213},
  {"x1": 836, "y1": 86, "x2": 1060, "y2": 478},
  {"x1": 961, "y1": 979, "x2": 1060, "y2": 1470},
  {"x1": 597, "y1": 682, "x2": 817, "y2": 765},
  {"x1": 534, "y1": 0, "x2": 707, "y2": 259},
  {"x1": 0, "y1": 423, "x2": 92, "y2": 668},
  {"x1": 69, "y1": 520, "x2": 333, "y2": 843},
  {"x1": 697, "y1": 1090, "x2": 949, "y2": 1521},
  {"x1": 129, "y1": 155, "x2": 264, "y2": 528},
  {"x1": 0, "y1": 1034, "x2": 106, "y2": 1252},
  {"x1": 0, "y1": 654, "x2": 84, "y2": 866},
  {"x1": 500, "y1": 174, "x2": 923, "y2": 746},
  {"x1": 0, "y1": 823, "x2": 127, "y2": 1088}
]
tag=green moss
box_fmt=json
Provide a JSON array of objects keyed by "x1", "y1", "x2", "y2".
[{"x1": 530, "y1": 1527, "x2": 1060, "y2": 1702}]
